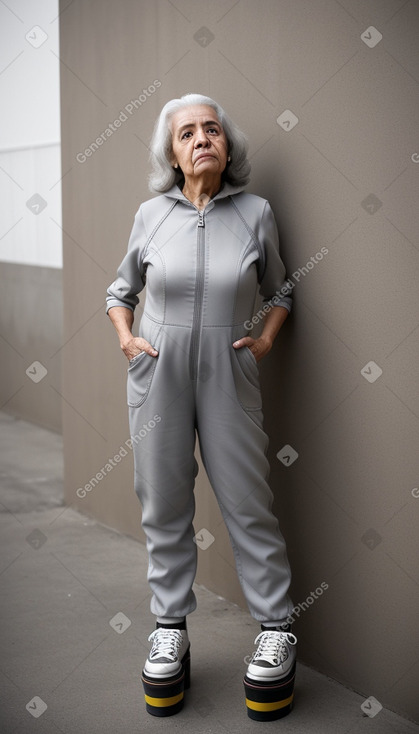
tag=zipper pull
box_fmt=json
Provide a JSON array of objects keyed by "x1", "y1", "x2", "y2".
[{"x1": 198, "y1": 210, "x2": 205, "y2": 227}]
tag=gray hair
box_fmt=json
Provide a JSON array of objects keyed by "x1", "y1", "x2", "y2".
[{"x1": 148, "y1": 93, "x2": 251, "y2": 193}]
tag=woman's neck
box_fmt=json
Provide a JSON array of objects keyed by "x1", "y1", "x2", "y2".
[{"x1": 181, "y1": 176, "x2": 223, "y2": 209}]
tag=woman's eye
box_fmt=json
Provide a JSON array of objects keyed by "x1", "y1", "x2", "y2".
[{"x1": 180, "y1": 128, "x2": 218, "y2": 139}]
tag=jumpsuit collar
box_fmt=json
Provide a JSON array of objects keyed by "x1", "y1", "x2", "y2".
[{"x1": 163, "y1": 180, "x2": 247, "y2": 210}]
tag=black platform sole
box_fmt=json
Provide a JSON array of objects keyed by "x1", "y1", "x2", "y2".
[
  {"x1": 243, "y1": 661, "x2": 296, "y2": 721},
  {"x1": 141, "y1": 648, "x2": 191, "y2": 717}
]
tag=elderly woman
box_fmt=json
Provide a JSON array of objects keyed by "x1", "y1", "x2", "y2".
[{"x1": 106, "y1": 93, "x2": 297, "y2": 720}]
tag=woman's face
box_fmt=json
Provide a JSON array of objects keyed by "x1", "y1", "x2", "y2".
[{"x1": 169, "y1": 104, "x2": 229, "y2": 181}]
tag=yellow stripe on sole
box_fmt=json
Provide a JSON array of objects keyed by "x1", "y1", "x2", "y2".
[
  {"x1": 245, "y1": 693, "x2": 293, "y2": 712},
  {"x1": 144, "y1": 692, "x2": 184, "y2": 708}
]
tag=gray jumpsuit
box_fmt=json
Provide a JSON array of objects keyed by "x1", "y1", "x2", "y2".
[{"x1": 106, "y1": 181, "x2": 294, "y2": 624}]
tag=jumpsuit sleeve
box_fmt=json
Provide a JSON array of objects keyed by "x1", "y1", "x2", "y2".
[
  {"x1": 105, "y1": 205, "x2": 147, "y2": 313},
  {"x1": 257, "y1": 200, "x2": 293, "y2": 313}
]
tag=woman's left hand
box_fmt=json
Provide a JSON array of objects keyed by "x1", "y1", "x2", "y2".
[{"x1": 232, "y1": 336, "x2": 272, "y2": 363}]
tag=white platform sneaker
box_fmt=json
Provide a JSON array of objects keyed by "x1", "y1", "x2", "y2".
[
  {"x1": 142, "y1": 627, "x2": 191, "y2": 717},
  {"x1": 244, "y1": 627, "x2": 297, "y2": 721},
  {"x1": 247, "y1": 628, "x2": 297, "y2": 681}
]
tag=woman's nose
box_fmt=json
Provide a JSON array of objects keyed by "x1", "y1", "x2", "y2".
[{"x1": 195, "y1": 131, "x2": 210, "y2": 147}]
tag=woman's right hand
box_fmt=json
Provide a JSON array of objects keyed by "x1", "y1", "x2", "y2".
[{"x1": 121, "y1": 337, "x2": 158, "y2": 362}]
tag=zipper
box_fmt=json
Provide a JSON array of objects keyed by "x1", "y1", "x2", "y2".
[{"x1": 189, "y1": 209, "x2": 205, "y2": 380}]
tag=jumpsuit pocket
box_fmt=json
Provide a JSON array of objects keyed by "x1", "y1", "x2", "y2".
[
  {"x1": 128, "y1": 351, "x2": 145, "y2": 366},
  {"x1": 232, "y1": 346, "x2": 263, "y2": 411},
  {"x1": 127, "y1": 351, "x2": 159, "y2": 408}
]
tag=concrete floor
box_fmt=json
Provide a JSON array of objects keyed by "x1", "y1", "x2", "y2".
[{"x1": 0, "y1": 411, "x2": 418, "y2": 734}]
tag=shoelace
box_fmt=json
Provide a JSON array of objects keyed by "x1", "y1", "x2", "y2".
[
  {"x1": 252, "y1": 630, "x2": 297, "y2": 666},
  {"x1": 148, "y1": 628, "x2": 183, "y2": 661}
]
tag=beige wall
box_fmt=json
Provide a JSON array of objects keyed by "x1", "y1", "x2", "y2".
[
  {"x1": 60, "y1": 0, "x2": 419, "y2": 721},
  {"x1": 0, "y1": 263, "x2": 62, "y2": 432}
]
